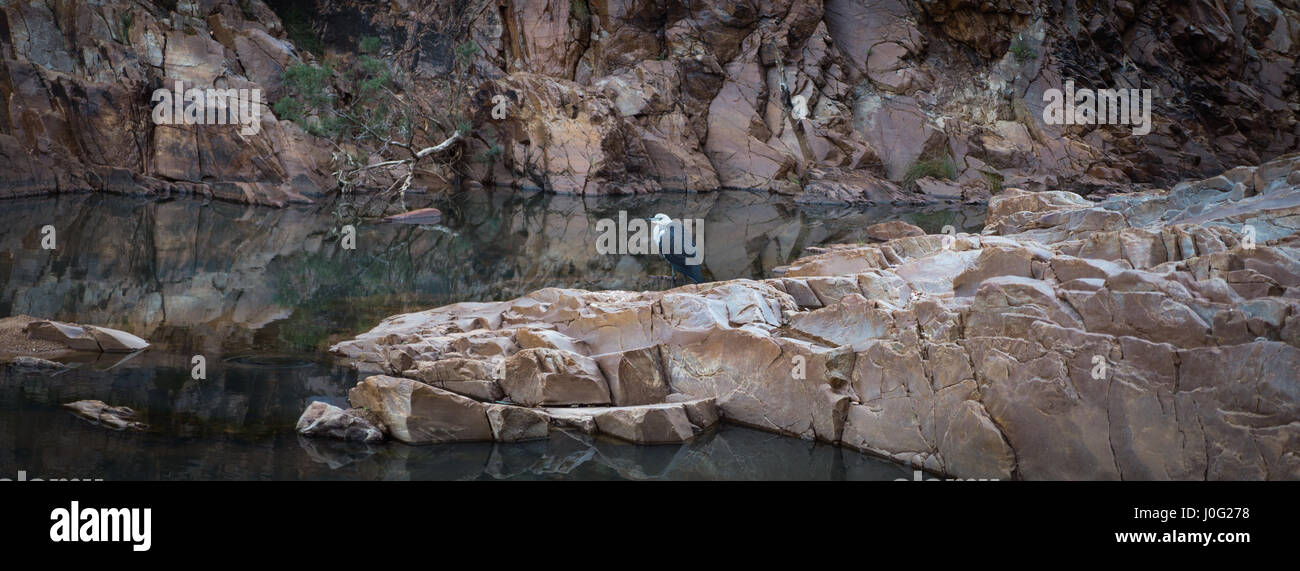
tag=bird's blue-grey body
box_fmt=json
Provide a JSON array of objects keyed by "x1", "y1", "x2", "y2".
[
  {"x1": 660, "y1": 223, "x2": 704, "y2": 284},
  {"x1": 647, "y1": 214, "x2": 705, "y2": 285}
]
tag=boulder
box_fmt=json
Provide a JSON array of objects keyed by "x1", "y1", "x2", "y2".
[
  {"x1": 514, "y1": 327, "x2": 588, "y2": 355},
  {"x1": 594, "y1": 346, "x2": 671, "y2": 405},
  {"x1": 544, "y1": 402, "x2": 703, "y2": 444},
  {"x1": 27, "y1": 321, "x2": 102, "y2": 351},
  {"x1": 63, "y1": 400, "x2": 148, "y2": 431},
  {"x1": 486, "y1": 404, "x2": 551, "y2": 442},
  {"x1": 865, "y1": 220, "x2": 926, "y2": 242},
  {"x1": 296, "y1": 401, "x2": 387, "y2": 442},
  {"x1": 86, "y1": 326, "x2": 151, "y2": 353},
  {"x1": 502, "y1": 348, "x2": 611, "y2": 406},
  {"x1": 23, "y1": 320, "x2": 149, "y2": 353},
  {"x1": 347, "y1": 375, "x2": 493, "y2": 444},
  {"x1": 664, "y1": 395, "x2": 722, "y2": 428},
  {"x1": 593, "y1": 405, "x2": 697, "y2": 444}
]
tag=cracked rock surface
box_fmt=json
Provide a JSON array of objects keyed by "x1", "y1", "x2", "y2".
[
  {"x1": 319, "y1": 153, "x2": 1300, "y2": 480},
  {"x1": 4, "y1": 1, "x2": 1297, "y2": 203}
]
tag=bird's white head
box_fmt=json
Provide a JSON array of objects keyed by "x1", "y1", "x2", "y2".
[{"x1": 649, "y1": 213, "x2": 673, "y2": 227}]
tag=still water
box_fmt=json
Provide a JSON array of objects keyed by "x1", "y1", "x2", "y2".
[{"x1": 0, "y1": 190, "x2": 983, "y2": 480}]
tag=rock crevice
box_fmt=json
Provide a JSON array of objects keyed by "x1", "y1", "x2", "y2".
[{"x1": 311, "y1": 153, "x2": 1300, "y2": 480}]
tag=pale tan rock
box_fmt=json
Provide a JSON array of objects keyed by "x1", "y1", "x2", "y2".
[
  {"x1": 486, "y1": 404, "x2": 550, "y2": 442},
  {"x1": 515, "y1": 328, "x2": 588, "y2": 355},
  {"x1": 327, "y1": 157, "x2": 1300, "y2": 480},
  {"x1": 665, "y1": 395, "x2": 722, "y2": 429},
  {"x1": 403, "y1": 359, "x2": 504, "y2": 401},
  {"x1": 27, "y1": 321, "x2": 103, "y2": 352},
  {"x1": 543, "y1": 403, "x2": 699, "y2": 444},
  {"x1": 63, "y1": 400, "x2": 148, "y2": 431},
  {"x1": 865, "y1": 220, "x2": 926, "y2": 242},
  {"x1": 347, "y1": 375, "x2": 493, "y2": 444},
  {"x1": 594, "y1": 404, "x2": 696, "y2": 444},
  {"x1": 85, "y1": 326, "x2": 150, "y2": 352},
  {"x1": 952, "y1": 246, "x2": 1036, "y2": 297},
  {"x1": 296, "y1": 401, "x2": 386, "y2": 442},
  {"x1": 594, "y1": 346, "x2": 671, "y2": 406},
  {"x1": 502, "y1": 348, "x2": 611, "y2": 406}
]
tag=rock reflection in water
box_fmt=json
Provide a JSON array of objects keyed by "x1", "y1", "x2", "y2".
[
  {"x1": 299, "y1": 425, "x2": 913, "y2": 481},
  {"x1": 0, "y1": 341, "x2": 911, "y2": 481},
  {"x1": 0, "y1": 190, "x2": 979, "y2": 481},
  {"x1": 0, "y1": 191, "x2": 982, "y2": 356}
]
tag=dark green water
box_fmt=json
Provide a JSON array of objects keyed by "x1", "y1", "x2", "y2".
[{"x1": 0, "y1": 190, "x2": 983, "y2": 480}]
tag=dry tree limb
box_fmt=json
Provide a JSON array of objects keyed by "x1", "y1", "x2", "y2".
[{"x1": 333, "y1": 130, "x2": 464, "y2": 196}]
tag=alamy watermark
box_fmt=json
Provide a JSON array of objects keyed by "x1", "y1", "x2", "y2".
[
  {"x1": 1042, "y1": 80, "x2": 1152, "y2": 135},
  {"x1": 1, "y1": 470, "x2": 102, "y2": 482},
  {"x1": 50, "y1": 501, "x2": 151, "y2": 552},
  {"x1": 151, "y1": 81, "x2": 262, "y2": 136},
  {"x1": 595, "y1": 211, "x2": 704, "y2": 265},
  {"x1": 896, "y1": 469, "x2": 999, "y2": 481}
]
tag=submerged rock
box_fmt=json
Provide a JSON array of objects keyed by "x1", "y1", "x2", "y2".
[
  {"x1": 7, "y1": 356, "x2": 68, "y2": 372},
  {"x1": 382, "y1": 208, "x2": 442, "y2": 224},
  {"x1": 63, "y1": 400, "x2": 148, "y2": 431}
]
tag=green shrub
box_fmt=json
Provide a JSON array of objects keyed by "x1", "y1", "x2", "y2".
[
  {"x1": 359, "y1": 36, "x2": 382, "y2": 55},
  {"x1": 982, "y1": 171, "x2": 1005, "y2": 193},
  {"x1": 274, "y1": 63, "x2": 343, "y2": 136},
  {"x1": 116, "y1": 11, "x2": 134, "y2": 44},
  {"x1": 478, "y1": 141, "x2": 504, "y2": 164},
  {"x1": 1009, "y1": 38, "x2": 1037, "y2": 63},
  {"x1": 281, "y1": 62, "x2": 333, "y2": 106},
  {"x1": 570, "y1": 0, "x2": 589, "y2": 21},
  {"x1": 454, "y1": 41, "x2": 481, "y2": 68},
  {"x1": 272, "y1": 98, "x2": 304, "y2": 123},
  {"x1": 902, "y1": 154, "x2": 958, "y2": 190}
]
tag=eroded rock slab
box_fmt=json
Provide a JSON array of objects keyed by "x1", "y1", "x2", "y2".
[
  {"x1": 486, "y1": 404, "x2": 551, "y2": 442},
  {"x1": 544, "y1": 399, "x2": 719, "y2": 444},
  {"x1": 502, "y1": 348, "x2": 611, "y2": 406},
  {"x1": 63, "y1": 400, "x2": 148, "y2": 431},
  {"x1": 325, "y1": 155, "x2": 1300, "y2": 480},
  {"x1": 25, "y1": 319, "x2": 149, "y2": 354},
  {"x1": 347, "y1": 375, "x2": 493, "y2": 444},
  {"x1": 296, "y1": 401, "x2": 387, "y2": 443}
]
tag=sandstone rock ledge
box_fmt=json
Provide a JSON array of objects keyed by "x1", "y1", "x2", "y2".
[
  {"x1": 0, "y1": 316, "x2": 150, "y2": 363},
  {"x1": 317, "y1": 154, "x2": 1300, "y2": 480}
]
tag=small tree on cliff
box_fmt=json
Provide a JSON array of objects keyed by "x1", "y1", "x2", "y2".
[{"x1": 272, "y1": 36, "x2": 475, "y2": 195}]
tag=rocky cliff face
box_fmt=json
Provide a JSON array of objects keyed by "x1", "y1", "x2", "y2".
[
  {"x1": 0, "y1": 0, "x2": 329, "y2": 205},
  {"x1": 2, "y1": 1, "x2": 1297, "y2": 204},
  {"x1": 323, "y1": 152, "x2": 1300, "y2": 480},
  {"x1": 462, "y1": 0, "x2": 1300, "y2": 198}
]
